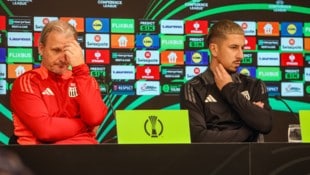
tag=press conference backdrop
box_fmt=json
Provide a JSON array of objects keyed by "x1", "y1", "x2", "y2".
[{"x1": 0, "y1": 0, "x2": 309, "y2": 144}]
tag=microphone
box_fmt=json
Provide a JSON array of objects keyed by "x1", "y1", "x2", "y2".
[{"x1": 275, "y1": 95, "x2": 299, "y2": 122}]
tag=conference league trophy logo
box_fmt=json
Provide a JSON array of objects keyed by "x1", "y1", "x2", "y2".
[{"x1": 144, "y1": 115, "x2": 163, "y2": 138}]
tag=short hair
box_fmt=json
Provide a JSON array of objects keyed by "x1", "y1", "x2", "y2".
[
  {"x1": 206, "y1": 19, "x2": 244, "y2": 47},
  {"x1": 39, "y1": 20, "x2": 78, "y2": 45}
]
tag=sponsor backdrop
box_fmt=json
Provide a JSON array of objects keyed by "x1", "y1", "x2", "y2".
[{"x1": 0, "y1": 0, "x2": 309, "y2": 144}]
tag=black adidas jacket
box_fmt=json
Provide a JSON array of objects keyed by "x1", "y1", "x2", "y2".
[{"x1": 180, "y1": 69, "x2": 272, "y2": 142}]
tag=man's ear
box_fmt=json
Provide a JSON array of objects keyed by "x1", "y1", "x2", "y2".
[
  {"x1": 38, "y1": 43, "x2": 44, "y2": 55},
  {"x1": 209, "y1": 43, "x2": 218, "y2": 57}
]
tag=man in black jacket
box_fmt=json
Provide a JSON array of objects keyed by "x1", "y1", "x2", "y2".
[{"x1": 180, "y1": 20, "x2": 272, "y2": 142}]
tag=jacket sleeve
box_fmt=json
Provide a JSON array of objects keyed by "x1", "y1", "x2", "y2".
[
  {"x1": 180, "y1": 82, "x2": 253, "y2": 142},
  {"x1": 11, "y1": 73, "x2": 87, "y2": 142},
  {"x1": 72, "y1": 64, "x2": 108, "y2": 127},
  {"x1": 221, "y1": 79, "x2": 272, "y2": 134}
]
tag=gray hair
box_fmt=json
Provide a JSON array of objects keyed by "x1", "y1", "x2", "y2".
[{"x1": 39, "y1": 20, "x2": 78, "y2": 45}]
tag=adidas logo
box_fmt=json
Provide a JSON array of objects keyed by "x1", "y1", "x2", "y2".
[
  {"x1": 204, "y1": 94, "x2": 217, "y2": 103},
  {"x1": 42, "y1": 88, "x2": 54, "y2": 96}
]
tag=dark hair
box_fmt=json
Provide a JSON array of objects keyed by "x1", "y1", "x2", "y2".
[{"x1": 207, "y1": 19, "x2": 244, "y2": 47}]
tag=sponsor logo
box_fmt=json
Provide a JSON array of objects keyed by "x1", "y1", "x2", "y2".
[
  {"x1": 7, "y1": 48, "x2": 33, "y2": 63},
  {"x1": 305, "y1": 54, "x2": 310, "y2": 66},
  {"x1": 266, "y1": 83, "x2": 281, "y2": 97},
  {"x1": 111, "y1": 18, "x2": 135, "y2": 33},
  {"x1": 0, "y1": 48, "x2": 6, "y2": 62},
  {"x1": 8, "y1": 16, "x2": 32, "y2": 30},
  {"x1": 136, "y1": 66, "x2": 160, "y2": 80},
  {"x1": 161, "y1": 51, "x2": 184, "y2": 65},
  {"x1": 139, "y1": 20, "x2": 156, "y2": 33},
  {"x1": 304, "y1": 22, "x2": 310, "y2": 36},
  {"x1": 7, "y1": 64, "x2": 32, "y2": 78},
  {"x1": 85, "y1": 49, "x2": 110, "y2": 64},
  {"x1": 185, "y1": 66, "x2": 207, "y2": 80},
  {"x1": 136, "y1": 81, "x2": 160, "y2": 95},
  {"x1": 85, "y1": 18, "x2": 109, "y2": 33},
  {"x1": 283, "y1": 68, "x2": 302, "y2": 81},
  {"x1": 305, "y1": 83, "x2": 310, "y2": 96},
  {"x1": 185, "y1": 20, "x2": 208, "y2": 34},
  {"x1": 136, "y1": 35, "x2": 160, "y2": 49},
  {"x1": 0, "y1": 80, "x2": 6, "y2": 95},
  {"x1": 238, "y1": 67, "x2": 256, "y2": 77},
  {"x1": 281, "y1": 22, "x2": 303, "y2": 37},
  {"x1": 160, "y1": 35, "x2": 185, "y2": 50},
  {"x1": 42, "y1": 88, "x2": 54, "y2": 96},
  {"x1": 33, "y1": 17, "x2": 58, "y2": 31},
  {"x1": 8, "y1": 32, "x2": 32, "y2": 47},
  {"x1": 136, "y1": 50, "x2": 160, "y2": 65},
  {"x1": 244, "y1": 36, "x2": 256, "y2": 50},
  {"x1": 0, "y1": 16, "x2": 6, "y2": 30},
  {"x1": 305, "y1": 68, "x2": 310, "y2": 82},
  {"x1": 85, "y1": 34, "x2": 110, "y2": 48},
  {"x1": 186, "y1": 36, "x2": 206, "y2": 49},
  {"x1": 111, "y1": 52, "x2": 134, "y2": 63},
  {"x1": 257, "y1": 21, "x2": 279, "y2": 36},
  {"x1": 89, "y1": 66, "x2": 106, "y2": 78},
  {"x1": 0, "y1": 64, "x2": 6, "y2": 78},
  {"x1": 280, "y1": 53, "x2": 303, "y2": 67},
  {"x1": 256, "y1": 67, "x2": 282, "y2": 81},
  {"x1": 161, "y1": 67, "x2": 184, "y2": 79},
  {"x1": 185, "y1": 51, "x2": 208, "y2": 65},
  {"x1": 304, "y1": 38, "x2": 310, "y2": 51},
  {"x1": 235, "y1": 21, "x2": 256, "y2": 36},
  {"x1": 257, "y1": 52, "x2": 280, "y2": 66},
  {"x1": 257, "y1": 38, "x2": 279, "y2": 50},
  {"x1": 205, "y1": 94, "x2": 217, "y2": 103},
  {"x1": 160, "y1": 20, "x2": 184, "y2": 34},
  {"x1": 59, "y1": 17, "x2": 84, "y2": 32},
  {"x1": 242, "y1": 52, "x2": 256, "y2": 66},
  {"x1": 112, "y1": 83, "x2": 135, "y2": 95},
  {"x1": 111, "y1": 65, "x2": 135, "y2": 80},
  {"x1": 161, "y1": 83, "x2": 183, "y2": 94},
  {"x1": 281, "y1": 37, "x2": 303, "y2": 51},
  {"x1": 281, "y1": 82, "x2": 303, "y2": 97},
  {"x1": 111, "y1": 34, "x2": 134, "y2": 49}
]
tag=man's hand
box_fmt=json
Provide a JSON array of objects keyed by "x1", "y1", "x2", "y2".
[
  {"x1": 213, "y1": 63, "x2": 233, "y2": 90},
  {"x1": 253, "y1": 101, "x2": 264, "y2": 108},
  {"x1": 64, "y1": 40, "x2": 84, "y2": 67}
]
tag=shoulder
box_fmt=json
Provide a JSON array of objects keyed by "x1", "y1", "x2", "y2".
[
  {"x1": 13, "y1": 68, "x2": 43, "y2": 93},
  {"x1": 185, "y1": 70, "x2": 212, "y2": 87}
]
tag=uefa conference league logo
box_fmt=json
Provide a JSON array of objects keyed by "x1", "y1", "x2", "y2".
[{"x1": 144, "y1": 115, "x2": 163, "y2": 138}]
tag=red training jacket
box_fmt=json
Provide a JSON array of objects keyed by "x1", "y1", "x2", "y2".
[{"x1": 10, "y1": 64, "x2": 108, "y2": 144}]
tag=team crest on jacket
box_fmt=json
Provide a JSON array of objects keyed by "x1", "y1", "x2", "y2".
[
  {"x1": 241, "y1": 91, "x2": 250, "y2": 100},
  {"x1": 68, "y1": 83, "x2": 78, "y2": 97}
]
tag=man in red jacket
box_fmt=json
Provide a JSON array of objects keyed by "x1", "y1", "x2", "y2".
[{"x1": 10, "y1": 20, "x2": 108, "y2": 144}]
